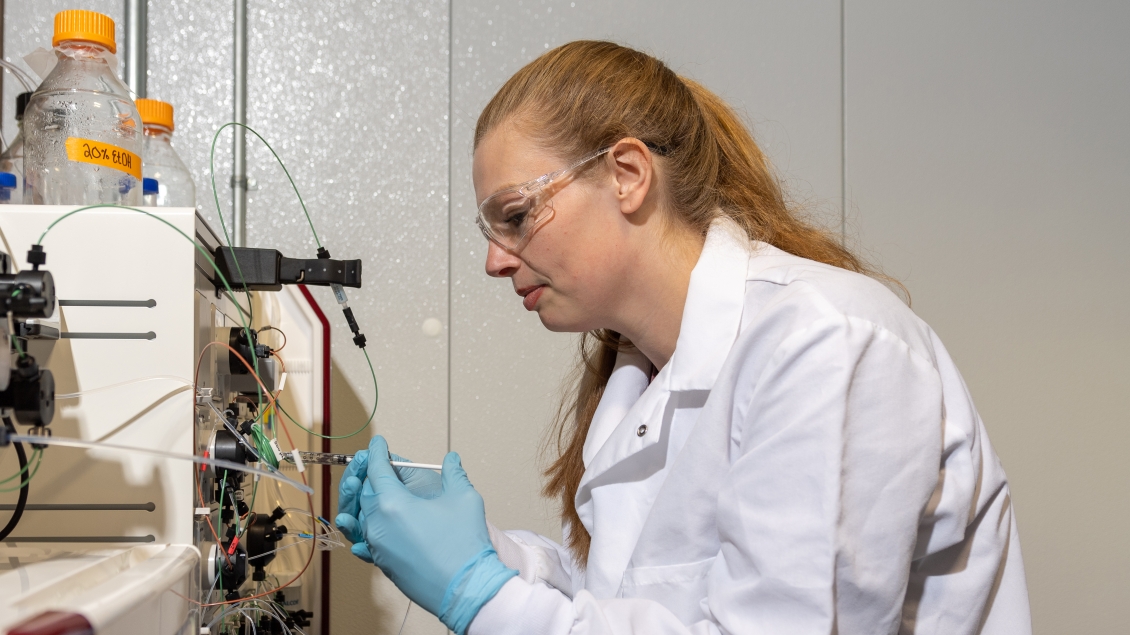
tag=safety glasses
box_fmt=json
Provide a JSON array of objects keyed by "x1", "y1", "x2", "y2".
[{"x1": 476, "y1": 147, "x2": 611, "y2": 251}]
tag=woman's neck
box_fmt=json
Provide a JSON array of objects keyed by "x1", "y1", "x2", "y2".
[{"x1": 611, "y1": 221, "x2": 704, "y2": 370}]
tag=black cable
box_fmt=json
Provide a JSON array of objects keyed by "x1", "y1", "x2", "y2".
[{"x1": 0, "y1": 417, "x2": 29, "y2": 541}]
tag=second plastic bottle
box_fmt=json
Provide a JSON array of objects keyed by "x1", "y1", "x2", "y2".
[
  {"x1": 137, "y1": 98, "x2": 196, "y2": 207},
  {"x1": 23, "y1": 10, "x2": 143, "y2": 205}
]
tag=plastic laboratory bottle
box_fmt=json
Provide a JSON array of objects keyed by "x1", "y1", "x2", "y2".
[
  {"x1": 0, "y1": 173, "x2": 16, "y2": 203},
  {"x1": 0, "y1": 93, "x2": 31, "y2": 204},
  {"x1": 142, "y1": 177, "x2": 159, "y2": 206},
  {"x1": 22, "y1": 10, "x2": 143, "y2": 205},
  {"x1": 136, "y1": 98, "x2": 196, "y2": 207}
]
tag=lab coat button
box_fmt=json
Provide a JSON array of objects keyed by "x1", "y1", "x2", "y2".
[{"x1": 636, "y1": 424, "x2": 647, "y2": 437}]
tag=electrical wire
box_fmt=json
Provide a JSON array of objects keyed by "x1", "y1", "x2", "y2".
[
  {"x1": 208, "y1": 123, "x2": 323, "y2": 250},
  {"x1": 0, "y1": 448, "x2": 41, "y2": 492},
  {"x1": 0, "y1": 447, "x2": 36, "y2": 484},
  {"x1": 206, "y1": 121, "x2": 326, "y2": 337},
  {"x1": 258, "y1": 325, "x2": 287, "y2": 352},
  {"x1": 249, "y1": 423, "x2": 277, "y2": 470},
  {"x1": 0, "y1": 418, "x2": 29, "y2": 541},
  {"x1": 275, "y1": 348, "x2": 378, "y2": 440}
]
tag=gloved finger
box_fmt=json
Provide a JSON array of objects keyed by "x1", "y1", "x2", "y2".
[
  {"x1": 334, "y1": 511, "x2": 364, "y2": 545},
  {"x1": 350, "y1": 541, "x2": 374, "y2": 563},
  {"x1": 440, "y1": 451, "x2": 474, "y2": 493},
  {"x1": 337, "y1": 474, "x2": 364, "y2": 521},
  {"x1": 365, "y1": 436, "x2": 408, "y2": 491},
  {"x1": 389, "y1": 452, "x2": 420, "y2": 483},
  {"x1": 343, "y1": 449, "x2": 369, "y2": 483},
  {"x1": 390, "y1": 452, "x2": 443, "y2": 499}
]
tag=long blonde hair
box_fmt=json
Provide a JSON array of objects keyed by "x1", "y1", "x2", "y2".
[{"x1": 475, "y1": 41, "x2": 884, "y2": 566}]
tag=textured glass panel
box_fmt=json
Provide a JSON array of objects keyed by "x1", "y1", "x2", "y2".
[
  {"x1": 147, "y1": 1, "x2": 450, "y2": 454},
  {"x1": 152, "y1": 3, "x2": 450, "y2": 633}
]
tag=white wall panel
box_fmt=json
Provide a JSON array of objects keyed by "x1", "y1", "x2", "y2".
[
  {"x1": 846, "y1": 2, "x2": 1130, "y2": 632},
  {"x1": 450, "y1": 0, "x2": 843, "y2": 540}
]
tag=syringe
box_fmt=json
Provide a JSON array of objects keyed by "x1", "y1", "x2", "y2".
[{"x1": 283, "y1": 451, "x2": 442, "y2": 471}]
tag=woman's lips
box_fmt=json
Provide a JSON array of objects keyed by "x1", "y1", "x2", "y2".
[{"x1": 521, "y1": 285, "x2": 546, "y2": 311}]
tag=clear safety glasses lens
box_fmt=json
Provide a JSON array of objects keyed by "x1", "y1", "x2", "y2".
[{"x1": 476, "y1": 147, "x2": 610, "y2": 250}]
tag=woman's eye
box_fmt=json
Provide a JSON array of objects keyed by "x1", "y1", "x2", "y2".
[{"x1": 503, "y1": 203, "x2": 532, "y2": 228}]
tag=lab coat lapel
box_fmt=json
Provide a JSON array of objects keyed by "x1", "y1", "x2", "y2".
[
  {"x1": 582, "y1": 350, "x2": 651, "y2": 468},
  {"x1": 574, "y1": 217, "x2": 752, "y2": 597},
  {"x1": 578, "y1": 217, "x2": 752, "y2": 489}
]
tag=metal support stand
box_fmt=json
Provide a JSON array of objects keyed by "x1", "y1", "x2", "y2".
[
  {"x1": 232, "y1": 0, "x2": 249, "y2": 247},
  {"x1": 123, "y1": 0, "x2": 148, "y2": 98}
]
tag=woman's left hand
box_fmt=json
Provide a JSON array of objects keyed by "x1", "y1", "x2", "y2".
[
  {"x1": 337, "y1": 445, "x2": 444, "y2": 562},
  {"x1": 336, "y1": 436, "x2": 517, "y2": 635}
]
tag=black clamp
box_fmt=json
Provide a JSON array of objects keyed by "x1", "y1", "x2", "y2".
[
  {"x1": 317, "y1": 247, "x2": 367, "y2": 349},
  {"x1": 213, "y1": 247, "x2": 361, "y2": 292}
]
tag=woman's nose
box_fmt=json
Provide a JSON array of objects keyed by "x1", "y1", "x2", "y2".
[{"x1": 485, "y1": 240, "x2": 520, "y2": 278}]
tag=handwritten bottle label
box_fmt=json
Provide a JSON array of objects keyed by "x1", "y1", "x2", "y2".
[{"x1": 64, "y1": 137, "x2": 141, "y2": 179}]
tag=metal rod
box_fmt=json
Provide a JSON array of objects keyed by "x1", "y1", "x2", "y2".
[
  {"x1": 123, "y1": 0, "x2": 148, "y2": 98},
  {"x1": 232, "y1": 0, "x2": 249, "y2": 247},
  {"x1": 60, "y1": 299, "x2": 156, "y2": 308},
  {"x1": 61, "y1": 331, "x2": 156, "y2": 340},
  {"x1": 0, "y1": 503, "x2": 155, "y2": 511},
  {"x1": 1, "y1": 0, "x2": 6, "y2": 129},
  {"x1": 3, "y1": 535, "x2": 156, "y2": 543}
]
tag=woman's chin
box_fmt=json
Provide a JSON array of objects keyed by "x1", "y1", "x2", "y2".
[{"x1": 535, "y1": 309, "x2": 590, "y2": 334}]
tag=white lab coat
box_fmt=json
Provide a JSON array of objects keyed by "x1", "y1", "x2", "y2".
[{"x1": 474, "y1": 218, "x2": 1031, "y2": 635}]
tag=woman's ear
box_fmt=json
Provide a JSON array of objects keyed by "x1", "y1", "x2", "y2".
[{"x1": 609, "y1": 139, "x2": 654, "y2": 216}]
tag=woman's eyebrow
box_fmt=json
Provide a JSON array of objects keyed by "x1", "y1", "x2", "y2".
[{"x1": 485, "y1": 179, "x2": 527, "y2": 200}]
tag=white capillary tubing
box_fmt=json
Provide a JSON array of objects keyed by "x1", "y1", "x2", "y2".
[
  {"x1": 7, "y1": 434, "x2": 314, "y2": 494},
  {"x1": 391, "y1": 460, "x2": 443, "y2": 471}
]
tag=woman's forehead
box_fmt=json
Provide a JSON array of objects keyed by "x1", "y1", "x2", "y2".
[{"x1": 473, "y1": 125, "x2": 560, "y2": 203}]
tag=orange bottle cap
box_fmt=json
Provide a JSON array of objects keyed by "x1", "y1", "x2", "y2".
[
  {"x1": 53, "y1": 10, "x2": 116, "y2": 54},
  {"x1": 136, "y1": 99, "x2": 175, "y2": 132}
]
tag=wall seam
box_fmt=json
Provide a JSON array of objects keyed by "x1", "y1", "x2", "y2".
[
  {"x1": 1, "y1": 0, "x2": 5, "y2": 129},
  {"x1": 446, "y1": 0, "x2": 454, "y2": 454},
  {"x1": 840, "y1": 0, "x2": 846, "y2": 245}
]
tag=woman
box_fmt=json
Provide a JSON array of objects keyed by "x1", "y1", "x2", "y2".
[{"x1": 336, "y1": 41, "x2": 1031, "y2": 634}]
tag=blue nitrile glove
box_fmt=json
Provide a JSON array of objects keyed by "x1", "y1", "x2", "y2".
[
  {"x1": 336, "y1": 450, "x2": 374, "y2": 562},
  {"x1": 358, "y1": 436, "x2": 517, "y2": 635},
  {"x1": 336, "y1": 448, "x2": 443, "y2": 563}
]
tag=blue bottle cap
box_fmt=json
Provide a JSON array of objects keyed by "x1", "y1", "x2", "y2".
[
  {"x1": 0, "y1": 172, "x2": 16, "y2": 189},
  {"x1": 143, "y1": 177, "x2": 159, "y2": 195}
]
